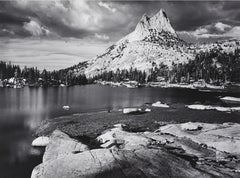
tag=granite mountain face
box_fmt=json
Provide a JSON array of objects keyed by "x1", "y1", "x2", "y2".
[{"x1": 73, "y1": 9, "x2": 240, "y2": 78}]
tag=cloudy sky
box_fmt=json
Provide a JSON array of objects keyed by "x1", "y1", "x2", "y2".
[{"x1": 1, "y1": 0, "x2": 240, "y2": 70}]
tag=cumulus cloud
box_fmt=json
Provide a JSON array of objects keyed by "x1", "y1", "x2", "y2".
[
  {"x1": 98, "y1": 2, "x2": 116, "y2": 13},
  {"x1": 225, "y1": 26, "x2": 240, "y2": 37},
  {"x1": 215, "y1": 22, "x2": 231, "y2": 32},
  {"x1": 178, "y1": 21, "x2": 240, "y2": 42},
  {"x1": 1, "y1": 28, "x2": 15, "y2": 35},
  {"x1": 15, "y1": 0, "x2": 101, "y2": 31},
  {"x1": 23, "y1": 19, "x2": 50, "y2": 36},
  {"x1": 94, "y1": 33, "x2": 110, "y2": 41},
  {"x1": 193, "y1": 28, "x2": 209, "y2": 36},
  {"x1": 2, "y1": 0, "x2": 132, "y2": 40}
]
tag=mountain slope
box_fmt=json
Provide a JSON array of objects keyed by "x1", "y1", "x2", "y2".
[{"x1": 83, "y1": 9, "x2": 194, "y2": 77}]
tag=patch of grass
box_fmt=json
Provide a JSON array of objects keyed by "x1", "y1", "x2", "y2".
[{"x1": 35, "y1": 106, "x2": 240, "y2": 139}]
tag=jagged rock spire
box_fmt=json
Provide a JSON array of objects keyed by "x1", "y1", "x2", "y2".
[
  {"x1": 125, "y1": 9, "x2": 177, "y2": 42},
  {"x1": 149, "y1": 9, "x2": 176, "y2": 35}
]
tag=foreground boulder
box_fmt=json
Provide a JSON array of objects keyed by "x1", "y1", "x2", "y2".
[
  {"x1": 42, "y1": 129, "x2": 89, "y2": 162},
  {"x1": 32, "y1": 136, "x2": 49, "y2": 147},
  {"x1": 32, "y1": 123, "x2": 240, "y2": 178},
  {"x1": 32, "y1": 148, "x2": 211, "y2": 178}
]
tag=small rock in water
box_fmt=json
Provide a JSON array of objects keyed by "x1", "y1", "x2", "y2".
[
  {"x1": 62, "y1": 105, "x2": 70, "y2": 110},
  {"x1": 145, "y1": 108, "x2": 151, "y2": 112},
  {"x1": 187, "y1": 104, "x2": 213, "y2": 110},
  {"x1": 32, "y1": 136, "x2": 49, "y2": 147},
  {"x1": 114, "y1": 123, "x2": 126, "y2": 128},
  {"x1": 152, "y1": 101, "x2": 169, "y2": 108},
  {"x1": 187, "y1": 104, "x2": 240, "y2": 112},
  {"x1": 220, "y1": 96, "x2": 240, "y2": 103},
  {"x1": 123, "y1": 108, "x2": 139, "y2": 114}
]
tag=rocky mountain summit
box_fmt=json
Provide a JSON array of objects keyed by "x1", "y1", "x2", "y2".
[{"x1": 122, "y1": 9, "x2": 178, "y2": 42}]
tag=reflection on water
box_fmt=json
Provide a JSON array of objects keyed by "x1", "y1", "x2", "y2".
[{"x1": 0, "y1": 85, "x2": 239, "y2": 178}]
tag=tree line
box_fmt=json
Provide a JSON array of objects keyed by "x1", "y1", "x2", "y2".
[
  {"x1": 90, "y1": 68, "x2": 147, "y2": 84},
  {"x1": 0, "y1": 61, "x2": 88, "y2": 86},
  {"x1": 1, "y1": 48, "x2": 240, "y2": 87}
]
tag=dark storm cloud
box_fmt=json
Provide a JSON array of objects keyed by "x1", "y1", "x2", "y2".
[
  {"x1": 0, "y1": 0, "x2": 240, "y2": 42},
  {"x1": 166, "y1": 2, "x2": 222, "y2": 30},
  {"x1": 0, "y1": 12, "x2": 27, "y2": 25}
]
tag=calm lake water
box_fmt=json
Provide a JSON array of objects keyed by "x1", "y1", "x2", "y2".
[{"x1": 0, "y1": 84, "x2": 239, "y2": 178}]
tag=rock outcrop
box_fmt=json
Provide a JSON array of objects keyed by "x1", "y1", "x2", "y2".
[
  {"x1": 42, "y1": 129, "x2": 89, "y2": 162},
  {"x1": 158, "y1": 122, "x2": 240, "y2": 154},
  {"x1": 31, "y1": 123, "x2": 240, "y2": 178}
]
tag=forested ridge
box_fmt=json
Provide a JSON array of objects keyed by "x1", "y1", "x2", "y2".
[
  {"x1": 0, "y1": 61, "x2": 88, "y2": 87},
  {"x1": 91, "y1": 48, "x2": 240, "y2": 84}
]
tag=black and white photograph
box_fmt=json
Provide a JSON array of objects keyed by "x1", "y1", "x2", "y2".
[{"x1": 0, "y1": 0, "x2": 240, "y2": 177}]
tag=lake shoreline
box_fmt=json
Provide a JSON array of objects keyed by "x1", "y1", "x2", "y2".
[
  {"x1": 31, "y1": 104, "x2": 240, "y2": 178},
  {"x1": 2, "y1": 80, "x2": 240, "y2": 94},
  {"x1": 95, "y1": 80, "x2": 240, "y2": 93}
]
